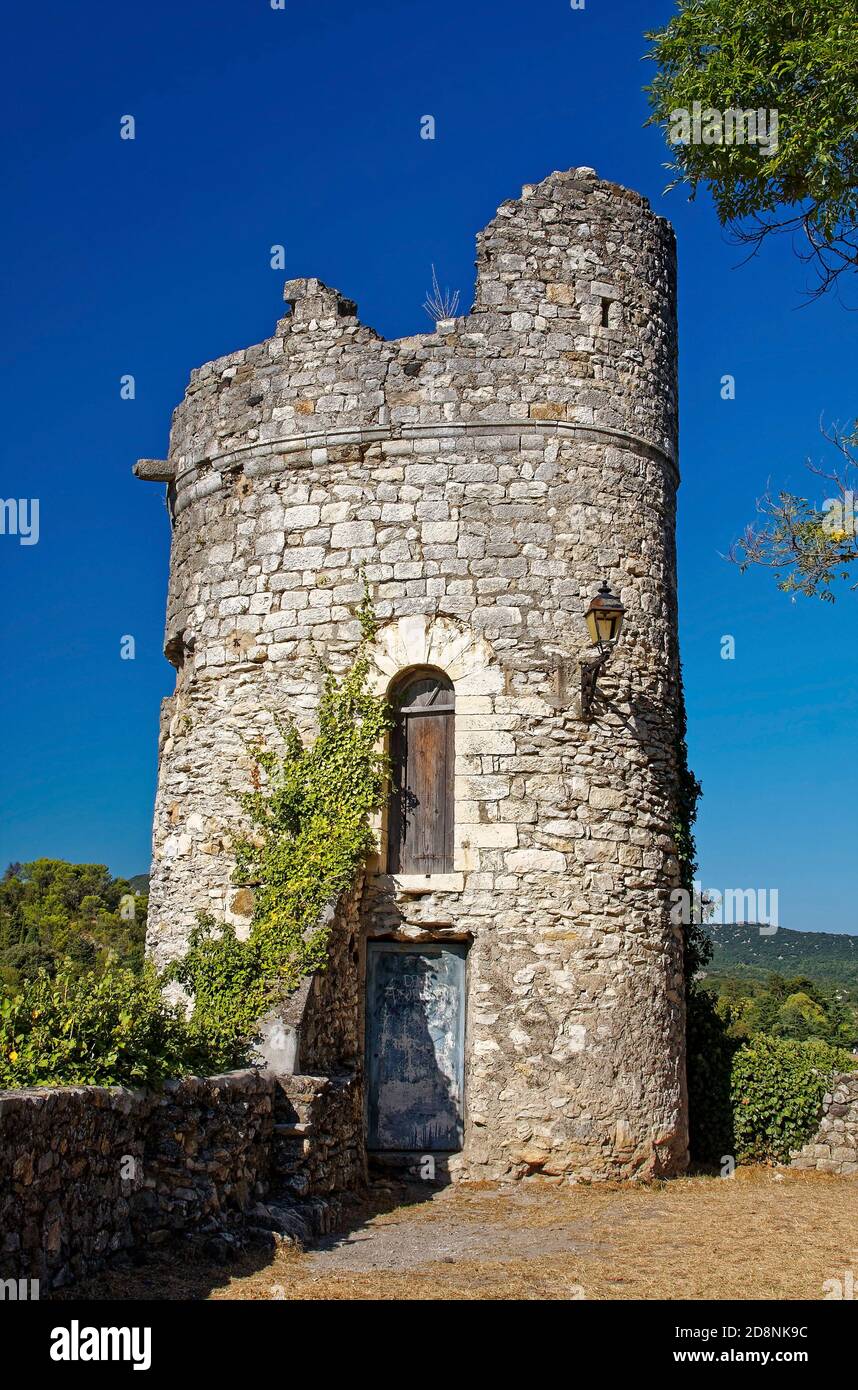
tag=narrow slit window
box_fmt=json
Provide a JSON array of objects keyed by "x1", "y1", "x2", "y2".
[{"x1": 601, "y1": 297, "x2": 613, "y2": 328}]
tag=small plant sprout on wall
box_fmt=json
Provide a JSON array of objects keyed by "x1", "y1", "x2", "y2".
[{"x1": 423, "y1": 265, "x2": 460, "y2": 325}]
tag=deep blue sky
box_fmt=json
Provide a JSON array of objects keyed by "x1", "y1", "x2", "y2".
[{"x1": 1, "y1": 0, "x2": 855, "y2": 931}]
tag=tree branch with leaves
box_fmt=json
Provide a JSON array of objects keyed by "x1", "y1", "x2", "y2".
[
  {"x1": 645, "y1": 0, "x2": 858, "y2": 299},
  {"x1": 728, "y1": 420, "x2": 858, "y2": 599}
]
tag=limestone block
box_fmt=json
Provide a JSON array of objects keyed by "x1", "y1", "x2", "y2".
[
  {"x1": 331, "y1": 521, "x2": 375, "y2": 548},
  {"x1": 507, "y1": 848, "x2": 566, "y2": 872},
  {"x1": 459, "y1": 823, "x2": 519, "y2": 848}
]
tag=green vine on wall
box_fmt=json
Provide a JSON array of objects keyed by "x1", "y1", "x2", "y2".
[
  {"x1": 168, "y1": 631, "x2": 390, "y2": 1067},
  {"x1": 672, "y1": 673, "x2": 708, "y2": 981}
]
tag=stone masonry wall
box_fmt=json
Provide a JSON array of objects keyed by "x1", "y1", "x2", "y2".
[
  {"x1": 0, "y1": 1069, "x2": 357, "y2": 1289},
  {"x1": 1, "y1": 1084, "x2": 147, "y2": 1287},
  {"x1": 131, "y1": 1072, "x2": 273, "y2": 1247},
  {"x1": 791, "y1": 1073, "x2": 858, "y2": 1176},
  {"x1": 141, "y1": 167, "x2": 688, "y2": 1181},
  {"x1": 273, "y1": 1073, "x2": 364, "y2": 1198}
]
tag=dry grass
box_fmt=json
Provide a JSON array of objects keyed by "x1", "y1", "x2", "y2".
[{"x1": 64, "y1": 1167, "x2": 856, "y2": 1302}]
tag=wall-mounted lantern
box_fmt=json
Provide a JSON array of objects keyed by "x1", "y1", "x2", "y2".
[{"x1": 580, "y1": 581, "x2": 625, "y2": 722}]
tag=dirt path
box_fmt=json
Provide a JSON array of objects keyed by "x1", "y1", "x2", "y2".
[
  {"x1": 65, "y1": 1167, "x2": 856, "y2": 1301},
  {"x1": 303, "y1": 1183, "x2": 605, "y2": 1275}
]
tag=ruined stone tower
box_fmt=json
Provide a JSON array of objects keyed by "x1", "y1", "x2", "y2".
[{"x1": 138, "y1": 168, "x2": 688, "y2": 1181}]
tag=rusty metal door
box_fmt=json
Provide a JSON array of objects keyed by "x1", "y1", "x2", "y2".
[{"x1": 366, "y1": 942, "x2": 466, "y2": 1151}]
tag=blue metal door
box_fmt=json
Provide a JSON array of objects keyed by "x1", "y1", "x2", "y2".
[{"x1": 366, "y1": 943, "x2": 466, "y2": 1151}]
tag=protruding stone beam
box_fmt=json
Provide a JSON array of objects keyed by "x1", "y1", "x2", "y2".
[{"x1": 133, "y1": 458, "x2": 176, "y2": 482}]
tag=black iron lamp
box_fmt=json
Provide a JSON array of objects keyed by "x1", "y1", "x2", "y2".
[{"x1": 580, "y1": 581, "x2": 625, "y2": 721}]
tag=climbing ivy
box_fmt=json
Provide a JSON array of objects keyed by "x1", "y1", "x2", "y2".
[
  {"x1": 670, "y1": 665, "x2": 729, "y2": 1164},
  {"x1": 672, "y1": 674, "x2": 708, "y2": 981},
  {"x1": 168, "y1": 637, "x2": 390, "y2": 1068}
]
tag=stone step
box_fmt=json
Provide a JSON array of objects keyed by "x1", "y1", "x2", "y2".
[{"x1": 273, "y1": 1122, "x2": 314, "y2": 1138}]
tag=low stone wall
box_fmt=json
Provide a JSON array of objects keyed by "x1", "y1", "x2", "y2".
[
  {"x1": 791, "y1": 1073, "x2": 858, "y2": 1175},
  {"x1": 1, "y1": 1083, "x2": 147, "y2": 1288},
  {"x1": 131, "y1": 1072, "x2": 274, "y2": 1247},
  {"x1": 0, "y1": 1067, "x2": 362, "y2": 1290},
  {"x1": 274, "y1": 1073, "x2": 365, "y2": 1197}
]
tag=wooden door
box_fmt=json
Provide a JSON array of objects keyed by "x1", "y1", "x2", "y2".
[
  {"x1": 366, "y1": 942, "x2": 466, "y2": 1151},
  {"x1": 388, "y1": 671, "x2": 454, "y2": 874}
]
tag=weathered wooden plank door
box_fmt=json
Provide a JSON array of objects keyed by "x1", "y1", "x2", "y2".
[
  {"x1": 388, "y1": 671, "x2": 454, "y2": 874},
  {"x1": 366, "y1": 942, "x2": 466, "y2": 1151}
]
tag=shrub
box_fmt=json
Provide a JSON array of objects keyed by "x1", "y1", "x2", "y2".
[
  {"x1": 166, "y1": 915, "x2": 265, "y2": 1072},
  {"x1": 730, "y1": 1034, "x2": 857, "y2": 1164},
  {"x1": 686, "y1": 985, "x2": 739, "y2": 1165},
  {"x1": 687, "y1": 994, "x2": 857, "y2": 1167},
  {"x1": 0, "y1": 963, "x2": 196, "y2": 1088},
  {"x1": 0, "y1": 623, "x2": 390, "y2": 1091}
]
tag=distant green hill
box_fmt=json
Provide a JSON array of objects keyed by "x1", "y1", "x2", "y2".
[
  {"x1": 127, "y1": 873, "x2": 150, "y2": 895},
  {"x1": 705, "y1": 923, "x2": 858, "y2": 999}
]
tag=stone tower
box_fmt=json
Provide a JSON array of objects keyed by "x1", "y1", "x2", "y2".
[{"x1": 137, "y1": 168, "x2": 688, "y2": 1181}]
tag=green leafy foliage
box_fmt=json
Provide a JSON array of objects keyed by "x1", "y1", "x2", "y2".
[
  {"x1": 644, "y1": 0, "x2": 858, "y2": 290},
  {"x1": 706, "y1": 920, "x2": 858, "y2": 997},
  {"x1": 669, "y1": 667, "x2": 734, "y2": 1165},
  {"x1": 647, "y1": 8, "x2": 858, "y2": 594},
  {"x1": 731, "y1": 1033, "x2": 856, "y2": 1163},
  {"x1": 670, "y1": 674, "x2": 856, "y2": 1168},
  {"x1": 0, "y1": 860, "x2": 147, "y2": 995},
  {"x1": 708, "y1": 971, "x2": 856, "y2": 1048},
  {"x1": 170, "y1": 647, "x2": 390, "y2": 1066},
  {"x1": 686, "y1": 984, "x2": 740, "y2": 1164},
  {"x1": 0, "y1": 963, "x2": 195, "y2": 1089},
  {"x1": 688, "y1": 992, "x2": 857, "y2": 1165},
  {"x1": 672, "y1": 684, "x2": 708, "y2": 980},
  {"x1": 728, "y1": 422, "x2": 858, "y2": 600},
  {"x1": 236, "y1": 651, "x2": 389, "y2": 983},
  {"x1": 166, "y1": 916, "x2": 266, "y2": 1069}
]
